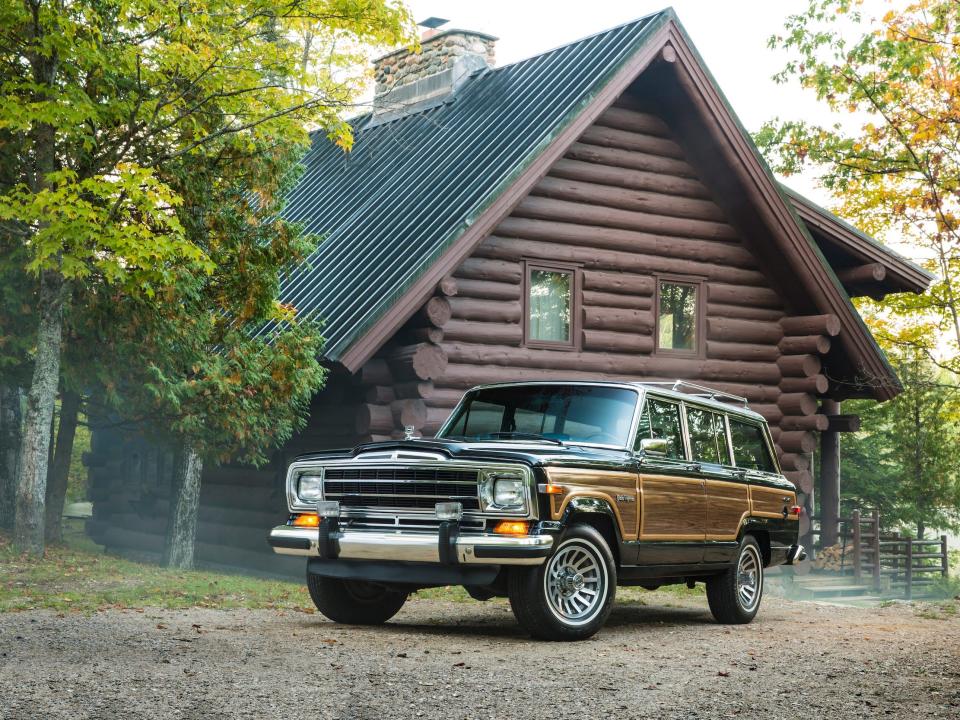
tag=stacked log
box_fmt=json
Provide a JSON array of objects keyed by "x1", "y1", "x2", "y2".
[
  {"x1": 813, "y1": 544, "x2": 847, "y2": 571},
  {"x1": 774, "y1": 314, "x2": 838, "y2": 494}
]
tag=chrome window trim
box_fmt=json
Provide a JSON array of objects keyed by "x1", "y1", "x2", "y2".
[
  {"x1": 285, "y1": 458, "x2": 539, "y2": 519},
  {"x1": 436, "y1": 381, "x2": 643, "y2": 451}
]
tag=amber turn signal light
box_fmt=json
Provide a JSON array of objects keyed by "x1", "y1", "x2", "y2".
[
  {"x1": 537, "y1": 483, "x2": 564, "y2": 495},
  {"x1": 493, "y1": 520, "x2": 530, "y2": 536},
  {"x1": 292, "y1": 513, "x2": 320, "y2": 528}
]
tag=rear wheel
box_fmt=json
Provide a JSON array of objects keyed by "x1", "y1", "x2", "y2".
[
  {"x1": 306, "y1": 573, "x2": 408, "y2": 625},
  {"x1": 706, "y1": 535, "x2": 763, "y2": 624},
  {"x1": 508, "y1": 524, "x2": 616, "y2": 641}
]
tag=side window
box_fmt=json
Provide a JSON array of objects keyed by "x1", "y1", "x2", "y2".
[
  {"x1": 635, "y1": 398, "x2": 685, "y2": 459},
  {"x1": 729, "y1": 419, "x2": 776, "y2": 472},
  {"x1": 685, "y1": 406, "x2": 731, "y2": 465}
]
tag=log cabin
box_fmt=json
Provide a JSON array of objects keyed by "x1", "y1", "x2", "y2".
[{"x1": 85, "y1": 10, "x2": 931, "y2": 575}]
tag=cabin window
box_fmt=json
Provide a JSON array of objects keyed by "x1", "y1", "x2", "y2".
[
  {"x1": 686, "y1": 406, "x2": 731, "y2": 465},
  {"x1": 657, "y1": 279, "x2": 700, "y2": 354},
  {"x1": 525, "y1": 263, "x2": 578, "y2": 348},
  {"x1": 729, "y1": 418, "x2": 777, "y2": 473}
]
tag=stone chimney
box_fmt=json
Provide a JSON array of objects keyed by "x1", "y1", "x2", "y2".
[{"x1": 371, "y1": 21, "x2": 497, "y2": 122}]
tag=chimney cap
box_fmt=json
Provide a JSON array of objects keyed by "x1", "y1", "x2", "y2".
[{"x1": 418, "y1": 17, "x2": 449, "y2": 30}]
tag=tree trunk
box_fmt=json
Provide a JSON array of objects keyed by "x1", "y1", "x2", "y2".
[
  {"x1": 163, "y1": 444, "x2": 204, "y2": 569},
  {"x1": 917, "y1": 521, "x2": 925, "y2": 540},
  {"x1": 44, "y1": 390, "x2": 80, "y2": 544},
  {"x1": 14, "y1": 270, "x2": 64, "y2": 556},
  {"x1": 0, "y1": 385, "x2": 23, "y2": 531}
]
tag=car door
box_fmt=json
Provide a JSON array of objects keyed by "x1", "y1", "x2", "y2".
[
  {"x1": 699, "y1": 413, "x2": 750, "y2": 562},
  {"x1": 634, "y1": 395, "x2": 705, "y2": 564},
  {"x1": 684, "y1": 403, "x2": 747, "y2": 563}
]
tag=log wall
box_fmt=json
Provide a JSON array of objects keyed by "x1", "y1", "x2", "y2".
[
  {"x1": 351, "y1": 101, "x2": 833, "y2": 518},
  {"x1": 84, "y1": 375, "x2": 373, "y2": 577}
]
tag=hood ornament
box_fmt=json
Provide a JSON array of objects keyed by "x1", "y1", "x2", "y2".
[{"x1": 404, "y1": 425, "x2": 417, "y2": 440}]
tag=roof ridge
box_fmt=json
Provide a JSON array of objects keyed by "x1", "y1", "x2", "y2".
[{"x1": 491, "y1": 8, "x2": 672, "y2": 72}]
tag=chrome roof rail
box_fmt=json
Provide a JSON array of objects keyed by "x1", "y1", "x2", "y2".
[{"x1": 640, "y1": 381, "x2": 749, "y2": 407}]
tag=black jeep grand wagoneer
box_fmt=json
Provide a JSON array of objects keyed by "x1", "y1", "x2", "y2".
[{"x1": 269, "y1": 381, "x2": 804, "y2": 640}]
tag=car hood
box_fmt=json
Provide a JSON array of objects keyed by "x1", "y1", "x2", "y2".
[{"x1": 293, "y1": 438, "x2": 635, "y2": 471}]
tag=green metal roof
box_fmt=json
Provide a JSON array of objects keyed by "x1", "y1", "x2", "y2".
[{"x1": 271, "y1": 11, "x2": 668, "y2": 361}]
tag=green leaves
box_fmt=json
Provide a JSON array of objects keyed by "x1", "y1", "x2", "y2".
[
  {"x1": 759, "y1": 0, "x2": 960, "y2": 372},
  {"x1": 1, "y1": 0, "x2": 416, "y2": 459}
]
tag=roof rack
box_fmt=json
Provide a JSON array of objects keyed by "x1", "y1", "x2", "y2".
[{"x1": 641, "y1": 381, "x2": 748, "y2": 408}]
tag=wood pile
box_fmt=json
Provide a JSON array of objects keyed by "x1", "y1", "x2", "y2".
[{"x1": 813, "y1": 544, "x2": 847, "y2": 571}]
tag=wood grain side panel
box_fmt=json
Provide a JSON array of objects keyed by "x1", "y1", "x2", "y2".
[
  {"x1": 546, "y1": 468, "x2": 639, "y2": 540},
  {"x1": 704, "y1": 480, "x2": 749, "y2": 540},
  {"x1": 639, "y1": 475, "x2": 704, "y2": 541},
  {"x1": 750, "y1": 485, "x2": 797, "y2": 519}
]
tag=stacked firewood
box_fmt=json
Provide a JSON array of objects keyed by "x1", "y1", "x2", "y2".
[{"x1": 813, "y1": 544, "x2": 847, "y2": 571}]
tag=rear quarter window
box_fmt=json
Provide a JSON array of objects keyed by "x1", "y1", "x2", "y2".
[{"x1": 729, "y1": 418, "x2": 776, "y2": 473}]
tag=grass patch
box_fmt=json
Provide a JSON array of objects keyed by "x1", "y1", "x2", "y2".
[
  {"x1": 2, "y1": 521, "x2": 708, "y2": 615},
  {"x1": 0, "y1": 524, "x2": 312, "y2": 614}
]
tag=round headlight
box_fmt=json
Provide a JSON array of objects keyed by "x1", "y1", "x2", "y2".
[
  {"x1": 298, "y1": 475, "x2": 323, "y2": 501},
  {"x1": 493, "y1": 478, "x2": 523, "y2": 507}
]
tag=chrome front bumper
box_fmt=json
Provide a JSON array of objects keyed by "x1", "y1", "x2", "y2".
[{"x1": 268, "y1": 525, "x2": 554, "y2": 566}]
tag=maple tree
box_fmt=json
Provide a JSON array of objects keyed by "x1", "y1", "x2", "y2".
[
  {"x1": 0, "y1": 0, "x2": 414, "y2": 556},
  {"x1": 756, "y1": 0, "x2": 960, "y2": 369}
]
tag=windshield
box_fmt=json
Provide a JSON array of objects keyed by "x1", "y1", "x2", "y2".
[{"x1": 439, "y1": 384, "x2": 639, "y2": 447}]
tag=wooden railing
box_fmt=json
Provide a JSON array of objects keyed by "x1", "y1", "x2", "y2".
[{"x1": 811, "y1": 508, "x2": 950, "y2": 598}]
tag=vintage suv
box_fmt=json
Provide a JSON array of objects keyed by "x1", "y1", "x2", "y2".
[{"x1": 268, "y1": 381, "x2": 804, "y2": 640}]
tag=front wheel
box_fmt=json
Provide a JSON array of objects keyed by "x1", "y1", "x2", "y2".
[
  {"x1": 508, "y1": 524, "x2": 616, "y2": 641},
  {"x1": 706, "y1": 535, "x2": 763, "y2": 624},
  {"x1": 306, "y1": 573, "x2": 408, "y2": 625}
]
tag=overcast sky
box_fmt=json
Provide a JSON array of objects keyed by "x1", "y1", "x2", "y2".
[{"x1": 400, "y1": 0, "x2": 893, "y2": 209}]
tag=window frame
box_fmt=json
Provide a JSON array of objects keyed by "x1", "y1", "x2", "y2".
[
  {"x1": 522, "y1": 259, "x2": 582, "y2": 351},
  {"x1": 654, "y1": 274, "x2": 706, "y2": 358}
]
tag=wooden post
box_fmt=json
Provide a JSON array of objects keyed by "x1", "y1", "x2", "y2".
[
  {"x1": 819, "y1": 399, "x2": 841, "y2": 548},
  {"x1": 942, "y1": 535, "x2": 949, "y2": 578},
  {"x1": 871, "y1": 507, "x2": 881, "y2": 591},
  {"x1": 852, "y1": 508, "x2": 862, "y2": 583},
  {"x1": 905, "y1": 538, "x2": 913, "y2": 600}
]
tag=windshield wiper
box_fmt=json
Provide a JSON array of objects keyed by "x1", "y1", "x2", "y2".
[{"x1": 481, "y1": 431, "x2": 564, "y2": 446}]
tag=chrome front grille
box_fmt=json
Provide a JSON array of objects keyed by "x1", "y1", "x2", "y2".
[{"x1": 322, "y1": 466, "x2": 481, "y2": 511}]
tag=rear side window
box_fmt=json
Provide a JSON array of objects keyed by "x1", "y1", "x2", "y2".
[
  {"x1": 729, "y1": 419, "x2": 776, "y2": 472},
  {"x1": 686, "y1": 406, "x2": 730, "y2": 465},
  {"x1": 635, "y1": 398, "x2": 685, "y2": 459}
]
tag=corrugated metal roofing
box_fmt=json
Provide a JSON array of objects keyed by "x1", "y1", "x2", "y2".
[{"x1": 270, "y1": 11, "x2": 667, "y2": 361}]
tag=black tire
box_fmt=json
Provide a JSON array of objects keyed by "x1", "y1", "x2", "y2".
[
  {"x1": 706, "y1": 535, "x2": 763, "y2": 624},
  {"x1": 508, "y1": 524, "x2": 616, "y2": 641},
  {"x1": 306, "y1": 573, "x2": 408, "y2": 625}
]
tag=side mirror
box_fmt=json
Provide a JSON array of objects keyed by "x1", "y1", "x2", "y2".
[{"x1": 639, "y1": 437, "x2": 670, "y2": 455}]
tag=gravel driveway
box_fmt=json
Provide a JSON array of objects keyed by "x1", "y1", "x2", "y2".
[{"x1": 2, "y1": 593, "x2": 959, "y2": 719}]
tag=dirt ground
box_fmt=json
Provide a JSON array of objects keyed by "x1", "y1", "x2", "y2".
[{"x1": 2, "y1": 592, "x2": 959, "y2": 720}]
